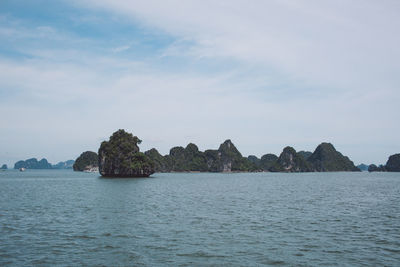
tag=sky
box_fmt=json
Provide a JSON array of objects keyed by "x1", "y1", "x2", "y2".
[{"x1": 1, "y1": 0, "x2": 399, "y2": 167}]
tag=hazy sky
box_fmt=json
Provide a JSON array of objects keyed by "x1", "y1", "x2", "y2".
[{"x1": 1, "y1": 0, "x2": 399, "y2": 166}]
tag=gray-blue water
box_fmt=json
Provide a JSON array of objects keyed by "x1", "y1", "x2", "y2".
[{"x1": 0, "y1": 170, "x2": 399, "y2": 266}]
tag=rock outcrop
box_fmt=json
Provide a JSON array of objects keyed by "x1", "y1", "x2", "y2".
[
  {"x1": 144, "y1": 148, "x2": 171, "y2": 172},
  {"x1": 205, "y1": 140, "x2": 255, "y2": 172},
  {"x1": 368, "y1": 164, "x2": 386, "y2": 172},
  {"x1": 307, "y1": 143, "x2": 360, "y2": 172},
  {"x1": 385, "y1": 153, "x2": 400, "y2": 172},
  {"x1": 98, "y1": 130, "x2": 155, "y2": 177},
  {"x1": 357, "y1": 163, "x2": 369, "y2": 171},
  {"x1": 1, "y1": 164, "x2": 7, "y2": 170},
  {"x1": 53, "y1": 160, "x2": 74, "y2": 169},
  {"x1": 73, "y1": 151, "x2": 98, "y2": 171},
  {"x1": 14, "y1": 158, "x2": 52, "y2": 169},
  {"x1": 144, "y1": 140, "x2": 362, "y2": 173},
  {"x1": 270, "y1": 147, "x2": 312, "y2": 172}
]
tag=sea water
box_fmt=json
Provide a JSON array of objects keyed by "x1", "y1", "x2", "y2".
[{"x1": 0, "y1": 170, "x2": 399, "y2": 266}]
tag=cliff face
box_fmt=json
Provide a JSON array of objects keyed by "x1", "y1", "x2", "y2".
[
  {"x1": 145, "y1": 139, "x2": 256, "y2": 172},
  {"x1": 98, "y1": 130, "x2": 155, "y2": 177},
  {"x1": 385, "y1": 154, "x2": 400, "y2": 172},
  {"x1": 144, "y1": 140, "x2": 362, "y2": 173},
  {"x1": 14, "y1": 158, "x2": 52, "y2": 169},
  {"x1": 73, "y1": 151, "x2": 98, "y2": 171},
  {"x1": 270, "y1": 147, "x2": 312, "y2": 172},
  {"x1": 307, "y1": 143, "x2": 360, "y2": 172},
  {"x1": 205, "y1": 140, "x2": 255, "y2": 172}
]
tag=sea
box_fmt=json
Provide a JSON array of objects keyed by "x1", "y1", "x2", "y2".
[{"x1": 0, "y1": 170, "x2": 399, "y2": 266}]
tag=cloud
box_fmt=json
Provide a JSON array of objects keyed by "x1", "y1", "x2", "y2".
[
  {"x1": 112, "y1": 45, "x2": 131, "y2": 53},
  {"x1": 1, "y1": 1, "x2": 400, "y2": 165}
]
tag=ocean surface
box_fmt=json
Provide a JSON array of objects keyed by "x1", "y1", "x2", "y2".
[{"x1": 0, "y1": 170, "x2": 399, "y2": 266}]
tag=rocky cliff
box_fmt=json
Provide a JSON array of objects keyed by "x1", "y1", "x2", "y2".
[
  {"x1": 307, "y1": 143, "x2": 360, "y2": 172},
  {"x1": 270, "y1": 147, "x2": 312, "y2": 172},
  {"x1": 385, "y1": 153, "x2": 400, "y2": 172},
  {"x1": 98, "y1": 130, "x2": 155, "y2": 177}
]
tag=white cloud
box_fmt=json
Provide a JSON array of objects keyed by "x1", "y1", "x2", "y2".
[{"x1": 1, "y1": 1, "x2": 400, "y2": 165}]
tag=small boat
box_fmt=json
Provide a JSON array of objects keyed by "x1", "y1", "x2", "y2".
[{"x1": 19, "y1": 168, "x2": 26, "y2": 172}]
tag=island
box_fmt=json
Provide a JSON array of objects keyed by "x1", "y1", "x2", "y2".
[
  {"x1": 53, "y1": 160, "x2": 75, "y2": 169},
  {"x1": 369, "y1": 153, "x2": 400, "y2": 172},
  {"x1": 144, "y1": 139, "x2": 360, "y2": 173},
  {"x1": 73, "y1": 151, "x2": 98, "y2": 172},
  {"x1": 1, "y1": 164, "x2": 7, "y2": 170},
  {"x1": 98, "y1": 130, "x2": 155, "y2": 177},
  {"x1": 14, "y1": 158, "x2": 52, "y2": 169}
]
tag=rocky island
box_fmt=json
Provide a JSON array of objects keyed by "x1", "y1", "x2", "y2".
[
  {"x1": 73, "y1": 151, "x2": 98, "y2": 172},
  {"x1": 98, "y1": 130, "x2": 155, "y2": 177},
  {"x1": 144, "y1": 139, "x2": 360, "y2": 173},
  {"x1": 369, "y1": 153, "x2": 400, "y2": 172},
  {"x1": 14, "y1": 158, "x2": 52, "y2": 169}
]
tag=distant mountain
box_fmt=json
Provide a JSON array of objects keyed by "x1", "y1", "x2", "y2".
[
  {"x1": 357, "y1": 163, "x2": 369, "y2": 171},
  {"x1": 52, "y1": 160, "x2": 74, "y2": 169},
  {"x1": 367, "y1": 153, "x2": 400, "y2": 172},
  {"x1": 73, "y1": 151, "x2": 98, "y2": 171},
  {"x1": 368, "y1": 164, "x2": 386, "y2": 172},
  {"x1": 1, "y1": 164, "x2": 7, "y2": 170},
  {"x1": 145, "y1": 139, "x2": 257, "y2": 172},
  {"x1": 14, "y1": 158, "x2": 52, "y2": 169},
  {"x1": 269, "y1": 147, "x2": 312, "y2": 172},
  {"x1": 307, "y1": 143, "x2": 360, "y2": 172}
]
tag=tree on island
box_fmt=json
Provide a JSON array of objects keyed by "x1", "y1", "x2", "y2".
[
  {"x1": 73, "y1": 151, "x2": 98, "y2": 171},
  {"x1": 98, "y1": 129, "x2": 155, "y2": 177}
]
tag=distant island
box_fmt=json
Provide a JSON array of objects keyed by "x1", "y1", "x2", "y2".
[
  {"x1": 73, "y1": 151, "x2": 98, "y2": 172},
  {"x1": 14, "y1": 129, "x2": 400, "y2": 175},
  {"x1": 13, "y1": 158, "x2": 74, "y2": 170},
  {"x1": 72, "y1": 129, "x2": 365, "y2": 177},
  {"x1": 368, "y1": 153, "x2": 400, "y2": 172},
  {"x1": 144, "y1": 140, "x2": 360, "y2": 173}
]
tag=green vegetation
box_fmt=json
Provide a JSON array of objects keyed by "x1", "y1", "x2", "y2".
[
  {"x1": 260, "y1": 154, "x2": 278, "y2": 171},
  {"x1": 73, "y1": 151, "x2": 98, "y2": 171},
  {"x1": 298, "y1": 151, "x2": 312, "y2": 160},
  {"x1": 99, "y1": 131, "x2": 365, "y2": 173},
  {"x1": 98, "y1": 129, "x2": 155, "y2": 177},
  {"x1": 307, "y1": 143, "x2": 360, "y2": 172},
  {"x1": 14, "y1": 158, "x2": 52, "y2": 169},
  {"x1": 270, "y1": 147, "x2": 312, "y2": 172}
]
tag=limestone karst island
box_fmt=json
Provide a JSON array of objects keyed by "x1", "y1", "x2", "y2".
[{"x1": 64, "y1": 129, "x2": 400, "y2": 177}]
